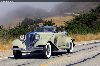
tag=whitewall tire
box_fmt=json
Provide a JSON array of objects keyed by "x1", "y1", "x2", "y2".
[
  {"x1": 67, "y1": 42, "x2": 74, "y2": 53},
  {"x1": 43, "y1": 43, "x2": 51, "y2": 59}
]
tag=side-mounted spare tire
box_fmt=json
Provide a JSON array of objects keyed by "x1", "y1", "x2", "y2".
[
  {"x1": 43, "y1": 43, "x2": 51, "y2": 59},
  {"x1": 13, "y1": 50, "x2": 22, "y2": 59},
  {"x1": 67, "y1": 42, "x2": 74, "y2": 53}
]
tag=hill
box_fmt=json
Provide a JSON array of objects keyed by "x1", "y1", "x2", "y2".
[
  {"x1": 44, "y1": 16, "x2": 74, "y2": 27},
  {"x1": 51, "y1": 2, "x2": 100, "y2": 16}
]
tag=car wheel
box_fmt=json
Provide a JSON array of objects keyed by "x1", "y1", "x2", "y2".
[
  {"x1": 43, "y1": 43, "x2": 51, "y2": 59},
  {"x1": 67, "y1": 42, "x2": 74, "y2": 53},
  {"x1": 13, "y1": 50, "x2": 22, "y2": 59},
  {"x1": 73, "y1": 43, "x2": 75, "y2": 47}
]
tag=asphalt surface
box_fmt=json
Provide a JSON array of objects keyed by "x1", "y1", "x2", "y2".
[{"x1": 0, "y1": 42, "x2": 100, "y2": 66}]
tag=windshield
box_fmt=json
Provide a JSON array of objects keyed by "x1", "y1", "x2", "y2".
[
  {"x1": 44, "y1": 28, "x2": 54, "y2": 32},
  {"x1": 34, "y1": 27, "x2": 43, "y2": 32},
  {"x1": 34, "y1": 26, "x2": 55, "y2": 32}
]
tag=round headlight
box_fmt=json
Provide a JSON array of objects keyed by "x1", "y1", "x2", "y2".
[
  {"x1": 20, "y1": 35, "x2": 25, "y2": 41},
  {"x1": 35, "y1": 34, "x2": 40, "y2": 40}
]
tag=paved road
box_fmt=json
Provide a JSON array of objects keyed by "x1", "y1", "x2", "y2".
[{"x1": 0, "y1": 42, "x2": 100, "y2": 66}]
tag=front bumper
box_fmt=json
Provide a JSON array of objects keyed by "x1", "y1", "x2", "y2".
[{"x1": 11, "y1": 47, "x2": 43, "y2": 52}]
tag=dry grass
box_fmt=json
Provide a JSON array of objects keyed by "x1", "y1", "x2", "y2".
[
  {"x1": 71, "y1": 33, "x2": 100, "y2": 42},
  {"x1": 0, "y1": 40, "x2": 12, "y2": 50},
  {"x1": 0, "y1": 44, "x2": 12, "y2": 50},
  {"x1": 44, "y1": 16, "x2": 74, "y2": 27}
]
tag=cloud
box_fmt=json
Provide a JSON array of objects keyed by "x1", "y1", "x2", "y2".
[
  {"x1": 51, "y1": 2, "x2": 100, "y2": 16},
  {"x1": 0, "y1": 5, "x2": 50, "y2": 25}
]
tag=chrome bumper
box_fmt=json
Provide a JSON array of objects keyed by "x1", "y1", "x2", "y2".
[
  {"x1": 11, "y1": 47, "x2": 43, "y2": 52},
  {"x1": 11, "y1": 48, "x2": 24, "y2": 50}
]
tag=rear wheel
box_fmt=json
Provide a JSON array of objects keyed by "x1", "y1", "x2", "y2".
[
  {"x1": 67, "y1": 42, "x2": 74, "y2": 53},
  {"x1": 13, "y1": 50, "x2": 22, "y2": 59},
  {"x1": 43, "y1": 43, "x2": 51, "y2": 59}
]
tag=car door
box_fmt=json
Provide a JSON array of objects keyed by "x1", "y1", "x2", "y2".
[{"x1": 56, "y1": 32, "x2": 67, "y2": 49}]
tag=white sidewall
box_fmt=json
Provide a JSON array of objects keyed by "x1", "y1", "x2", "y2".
[
  {"x1": 70, "y1": 42, "x2": 73, "y2": 52},
  {"x1": 45, "y1": 43, "x2": 51, "y2": 58}
]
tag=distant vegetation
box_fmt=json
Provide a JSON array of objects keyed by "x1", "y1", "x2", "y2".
[
  {"x1": 0, "y1": 17, "x2": 55, "y2": 39},
  {"x1": 65, "y1": 4, "x2": 100, "y2": 34}
]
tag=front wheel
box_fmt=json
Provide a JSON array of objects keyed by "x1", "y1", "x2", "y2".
[
  {"x1": 13, "y1": 50, "x2": 22, "y2": 59},
  {"x1": 43, "y1": 43, "x2": 51, "y2": 59},
  {"x1": 67, "y1": 42, "x2": 74, "y2": 53}
]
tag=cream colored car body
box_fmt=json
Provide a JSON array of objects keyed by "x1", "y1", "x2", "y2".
[{"x1": 12, "y1": 31, "x2": 74, "y2": 52}]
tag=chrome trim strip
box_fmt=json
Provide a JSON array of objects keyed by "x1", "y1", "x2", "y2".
[{"x1": 11, "y1": 47, "x2": 43, "y2": 51}]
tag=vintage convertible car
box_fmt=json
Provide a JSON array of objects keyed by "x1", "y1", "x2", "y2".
[{"x1": 12, "y1": 26, "x2": 75, "y2": 59}]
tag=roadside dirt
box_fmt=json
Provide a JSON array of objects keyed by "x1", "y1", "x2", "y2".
[
  {"x1": 0, "y1": 50, "x2": 12, "y2": 58},
  {"x1": 0, "y1": 44, "x2": 12, "y2": 58}
]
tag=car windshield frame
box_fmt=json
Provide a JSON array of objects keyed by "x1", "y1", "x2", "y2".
[{"x1": 34, "y1": 26, "x2": 55, "y2": 32}]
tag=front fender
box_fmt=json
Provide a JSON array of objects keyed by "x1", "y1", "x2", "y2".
[{"x1": 12, "y1": 39, "x2": 26, "y2": 49}]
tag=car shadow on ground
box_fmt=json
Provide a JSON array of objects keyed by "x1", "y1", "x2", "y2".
[{"x1": 8, "y1": 51, "x2": 68, "y2": 59}]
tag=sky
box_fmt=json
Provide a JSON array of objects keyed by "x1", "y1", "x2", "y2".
[
  {"x1": 0, "y1": 2, "x2": 63, "y2": 25},
  {"x1": 0, "y1": 2, "x2": 61, "y2": 19},
  {"x1": 0, "y1": 2, "x2": 99, "y2": 26}
]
